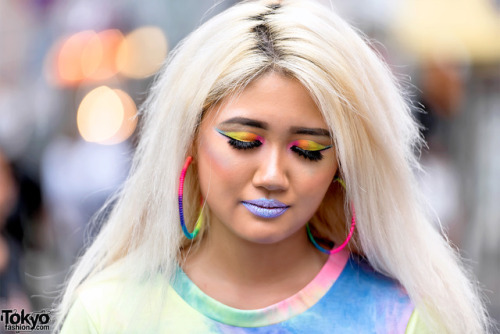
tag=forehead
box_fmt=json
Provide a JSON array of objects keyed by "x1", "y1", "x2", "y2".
[{"x1": 204, "y1": 73, "x2": 327, "y2": 129}]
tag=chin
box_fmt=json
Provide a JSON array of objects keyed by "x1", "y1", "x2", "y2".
[{"x1": 235, "y1": 225, "x2": 295, "y2": 245}]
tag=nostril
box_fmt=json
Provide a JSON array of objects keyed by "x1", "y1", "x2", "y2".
[
  {"x1": 252, "y1": 167, "x2": 289, "y2": 192},
  {"x1": 251, "y1": 146, "x2": 290, "y2": 191}
]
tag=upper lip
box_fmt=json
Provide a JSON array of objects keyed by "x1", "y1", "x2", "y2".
[{"x1": 241, "y1": 198, "x2": 290, "y2": 208}]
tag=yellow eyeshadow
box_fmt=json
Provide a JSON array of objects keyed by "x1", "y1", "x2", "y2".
[
  {"x1": 292, "y1": 140, "x2": 331, "y2": 151},
  {"x1": 216, "y1": 129, "x2": 261, "y2": 142}
]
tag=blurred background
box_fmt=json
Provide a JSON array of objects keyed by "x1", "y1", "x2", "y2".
[{"x1": 0, "y1": 0, "x2": 499, "y2": 329}]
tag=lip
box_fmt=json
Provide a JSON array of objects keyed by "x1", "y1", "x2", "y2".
[{"x1": 241, "y1": 198, "x2": 290, "y2": 219}]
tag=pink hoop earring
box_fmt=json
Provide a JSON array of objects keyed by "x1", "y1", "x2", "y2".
[
  {"x1": 178, "y1": 156, "x2": 203, "y2": 239},
  {"x1": 306, "y1": 178, "x2": 356, "y2": 254}
]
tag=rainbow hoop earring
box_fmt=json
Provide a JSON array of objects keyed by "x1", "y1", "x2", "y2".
[
  {"x1": 306, "y1": 178, "x2": 356, "y2": 254},
  {"x1": 178, "y1": 156, "x2": 203, "y2": 239}
]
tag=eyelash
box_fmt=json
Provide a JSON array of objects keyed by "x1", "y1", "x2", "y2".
[
  {"x1": 228, "y1": 138, "x2": 262, "y2": 150},
  {"x1": 224, "y1": 135, "x2": 327, "y2": 162},
  {"x1": 290, "y1": 146, "x2": 324, "y2": 161}
]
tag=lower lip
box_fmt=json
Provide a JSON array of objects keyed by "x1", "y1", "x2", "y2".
[{"x1": 242, "y1": 202, "x2": 289, "y2": 218}]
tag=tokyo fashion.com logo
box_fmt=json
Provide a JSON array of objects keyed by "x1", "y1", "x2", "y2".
[{"x1": 0, "y1": 309, "x2": 51, "y2": 333}]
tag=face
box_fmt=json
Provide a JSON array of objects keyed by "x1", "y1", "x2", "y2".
[{"x1": 196, "y1": 73, "x2": 338, "y2": 245}]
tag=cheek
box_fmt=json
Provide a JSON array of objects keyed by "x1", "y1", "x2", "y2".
[
  {"x1": 296, "y1": 163, "x2": 337, "y2": 205},
  {"x1": 196, "y1": 137, "x2": 250, "y2": 197}
]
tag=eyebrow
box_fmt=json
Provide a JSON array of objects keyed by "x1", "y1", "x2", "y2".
[
  {"x1": 220, "y1": 117, "x2": 268, "y2": 129},
  {"x1": 219, "y1": 117, "x2": 331, "y2": 137},
  {"x1": 290, "y1": 126, "x2": 331, "y2": 137}
]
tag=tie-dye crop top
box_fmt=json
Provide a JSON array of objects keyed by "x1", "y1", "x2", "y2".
[{"x1": 61, "y1": 249, "x2": 430, "y2": 333}]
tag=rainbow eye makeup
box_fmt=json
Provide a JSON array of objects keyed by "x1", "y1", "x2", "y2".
[
  {"x1": 216, "y1": 128, "x2": 263, "y2": 150},
  {"x1": 289, "y1": 140, "x2": 332, "y2": 161},
  {"x1": 215, "y1": 128, "x2": 331, "y2": 161}
]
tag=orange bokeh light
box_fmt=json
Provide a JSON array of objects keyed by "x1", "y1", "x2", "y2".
[
  {"x1": 116, "y1": 26, "x2": 168, "y2": 79},
  {"x1": 49, "y1": 29, "x2": 125, "y2": 86},
  {"x1": 111, "y1": 89, "x2": 138, "y2": 144},
  {"x1": 57, "y1": 30, "x2": 95, "y2": 84},
  {"x1": 77, "y1": 86, "x2": 137, "y2": 145},
  {"x1": 84, "y1": 29, "x2": 124, "y2": 81},
  {"x1": 45, "y1": 26, "x2": 168, "y2": 86}
]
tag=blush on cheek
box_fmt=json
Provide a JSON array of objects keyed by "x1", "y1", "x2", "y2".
[
  {"x1": 200, "y1": 139, "x2": 236, "y2": 173},
  {"x1": 197, "y1": 138, "x2": 249, "y2": 198}
]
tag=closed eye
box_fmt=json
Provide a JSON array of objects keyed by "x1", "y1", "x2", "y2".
[
  {"x1": 216, "y1": 129, "x2": 263, "y2": 150},
  {"x1": 289, "y1": 140, "x2": 332, "y2": 162}
]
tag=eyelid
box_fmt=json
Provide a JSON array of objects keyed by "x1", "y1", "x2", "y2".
[
  {"x1": 288, "y1": 140, "x2": 332, "y2": 151},
  {"x1": 215, "y1": 128, "x2": 263, "y2": 143}
]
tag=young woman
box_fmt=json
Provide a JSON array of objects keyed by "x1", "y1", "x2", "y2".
[{"x1": 56, "y1": 0, "x2": 490, "y2": 332}]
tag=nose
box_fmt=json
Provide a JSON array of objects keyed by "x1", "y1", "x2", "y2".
[{"x1": 252, "y1": 147, "x2": 289, "y2": 192}]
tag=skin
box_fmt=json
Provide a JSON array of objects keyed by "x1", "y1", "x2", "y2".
[{"x1": 184, "y1": 72, "x2": 338, "y2": 309}]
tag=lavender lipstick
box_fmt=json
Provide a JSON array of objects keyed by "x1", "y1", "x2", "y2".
[{"x1": 241, "y1": 198, "x2": 289, "y2": 218}]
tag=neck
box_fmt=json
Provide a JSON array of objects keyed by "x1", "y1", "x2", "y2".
[
  {"x1": 183, "y1": 218, "x2": 327, "y2": 287},
  {"x1": 181, "y1": 216, "x2": 329, "y2": 309}
]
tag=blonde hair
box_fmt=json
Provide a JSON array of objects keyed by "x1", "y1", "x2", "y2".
[{"x1": 55, "y1": 1, "x2": 490, "y2": 332}]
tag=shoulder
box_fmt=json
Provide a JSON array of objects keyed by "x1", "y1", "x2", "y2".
[
  {"x1": 61, "y1": 272, "x2": 172, "y2": 333},
  {"x1": 342, "y1": 254, "x2": 412, "y2": 302},
  {"x1": 317, "y1": 254, "x2": 415, "y2": 333},
  {"x1": 61, "y1": 277, "x2": 129, "y2": 333}
]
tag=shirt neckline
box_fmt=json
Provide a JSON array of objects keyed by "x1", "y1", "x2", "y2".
[{"x1": 172, "y1": 249, "x2": 349, "y2": 327}]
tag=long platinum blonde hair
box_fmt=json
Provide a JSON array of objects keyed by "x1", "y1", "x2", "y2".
[{"x1": 55, "y1": 0, "x2": 490, "y2": 332}]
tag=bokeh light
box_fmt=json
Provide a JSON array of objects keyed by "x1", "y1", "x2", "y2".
[
  {"x1": 56, "y1": 30, "x2": 96, "y2": 84},
  {"x1": 393, "y1": 0, "x2": 500, "y2": 62},
  {"x1": 45, "y1": 26, "x2": 167, "y2": 86},
  {"x1": 77, "y1": 86, "x2": 137, "y2": 145},
  {"x1": 82, "y1": 29, "x2": 124, "y2": 81},
  {"x1": 112, "y1": 89, "x2": 138, "y2": 144},
  {"x1": 116, "y1": 26, "x2": 168, "y2": 79},
  {"x1": 46, "y1": 29, "x2": 125, "y2": 86}
]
